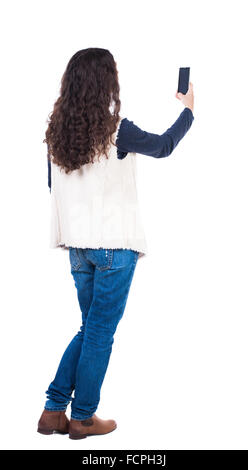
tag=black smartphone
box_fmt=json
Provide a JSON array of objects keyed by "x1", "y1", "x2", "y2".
[{"x1": 177, "y1": 67, "x2": 190, "y2": 94}]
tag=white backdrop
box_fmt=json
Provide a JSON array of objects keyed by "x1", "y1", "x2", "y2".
[{"x1": 1, "y1": 0, "x2": 248, "y2": 451}]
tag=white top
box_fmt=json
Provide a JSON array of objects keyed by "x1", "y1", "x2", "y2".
[{"x1": 49, "y1": 118, "x2": 147, "y2": 260}]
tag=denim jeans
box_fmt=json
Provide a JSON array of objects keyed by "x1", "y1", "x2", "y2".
[{"x1": 44, "y1": 247, "x2": 139, "y2": 420}]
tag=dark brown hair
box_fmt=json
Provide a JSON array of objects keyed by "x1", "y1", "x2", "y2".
[{"x1": 43, "y1": 48, "x2": 121, "y2": 173}]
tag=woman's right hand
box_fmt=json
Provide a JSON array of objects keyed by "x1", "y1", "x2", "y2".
[{"x1": 175, "y1": 81, "x2": 194, "y2": 113}]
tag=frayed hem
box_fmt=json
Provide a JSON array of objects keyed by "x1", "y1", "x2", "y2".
[
  {"x1": 44, "y1": 407, "x2": 67, "y2": 412},
  {"x1": 50, "y1": 242, "x2": 146, "y2": 258}
]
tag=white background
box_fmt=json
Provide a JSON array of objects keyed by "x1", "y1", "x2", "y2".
[{"x1": 1, "y1": 0, "x2": 248, "y2": 451}]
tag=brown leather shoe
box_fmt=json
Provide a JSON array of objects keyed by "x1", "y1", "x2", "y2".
[
  {"x1": 69, "y1": 413, "x2": 117, "y2": 440},
  {"x1": 37, "y1": 409, "x2": 69, "y2": 435}
]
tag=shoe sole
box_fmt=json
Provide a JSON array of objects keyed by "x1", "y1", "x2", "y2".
[
  {"x1": 69, "y1": 426, "x2": 117, "y2": 440},
  {"x1": 37, "y1": 428, "x2": 68, "y2": 435}
]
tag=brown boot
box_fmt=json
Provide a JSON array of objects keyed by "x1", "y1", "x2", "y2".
[
  {"x1": 69, "y1": 413, "x2": 117, "y2": 440},
  {"x1": 37, "y1": 409, "x2": 69, "y2": 435}
]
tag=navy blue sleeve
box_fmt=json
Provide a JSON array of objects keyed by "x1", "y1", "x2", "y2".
[
  {"x1": 116, "y1": 107, "x2": 194, "y2": 159},
  {"x1": 47, "y1": 153, "x2": 51, "y2": 192}
]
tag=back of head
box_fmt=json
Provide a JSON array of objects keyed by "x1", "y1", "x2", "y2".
[{"x1": 44, "y1": 48, "x2": 121, "y2": 173}]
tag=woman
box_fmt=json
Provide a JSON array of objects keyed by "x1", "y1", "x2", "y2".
[{"x1": 38, "y1": 48, "x2": 194, "y2": 440}]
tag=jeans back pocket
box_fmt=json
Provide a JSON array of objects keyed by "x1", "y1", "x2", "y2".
[
  {"x1": 69, "y1": 247, "x2": 81, "y2": 271},
  {"x1": 111, "y1": 249, "x2": 139, "y2": 269}
]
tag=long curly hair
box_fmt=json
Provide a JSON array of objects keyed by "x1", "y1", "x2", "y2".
[{"x1": 43, "y1": 48, "x2": 121, "y2": 173}]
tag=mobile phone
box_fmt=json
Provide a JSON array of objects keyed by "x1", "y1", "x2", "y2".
[{"x1": 177, "y1": 67, "x2": 190, "y2": 94}]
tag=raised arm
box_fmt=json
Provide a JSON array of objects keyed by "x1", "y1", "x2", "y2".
[{"x1": 116, "y1": 107, "x2": 194, "y2": 160}]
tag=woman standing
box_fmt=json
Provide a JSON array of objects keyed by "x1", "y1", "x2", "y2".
[{"x1": 38, "y1": 48, "x2": 194, "y2": 440}]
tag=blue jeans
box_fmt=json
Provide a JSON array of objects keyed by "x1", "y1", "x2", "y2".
[{"x1": 44, "y1": 247, "x2": 139, "y2": 420}]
